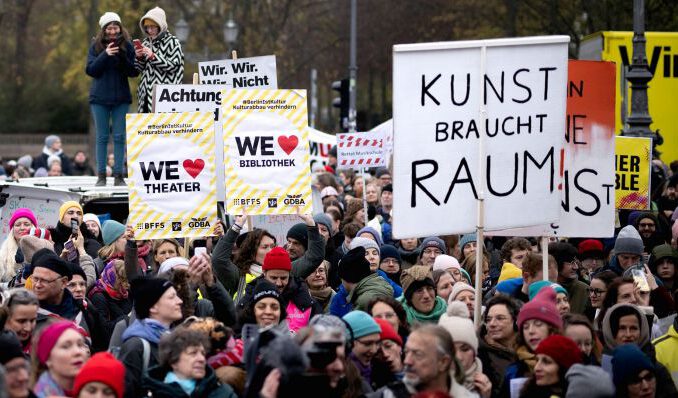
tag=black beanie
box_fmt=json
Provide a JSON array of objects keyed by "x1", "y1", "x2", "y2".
[
  {"x1": 338, "y1": 247, "x2": 372, "y2": 283},
  {"x1": 0, "y1": 331, "x2": 25, "y2": 365},
  {"x1": 381, "y1": 183, "x2": 392, "y2": 193},
  {"x1": 130, "y1": 276, "x2": 173, "y2": 319},
  {"x1": 404, "y1": 279, "x2": 436, "y2": 303},
  {"x1": 286, "y1": 223, "x2": 308, "y2": 249},
  {"x1": 253, "y1": 279, "x2": 282, "y2": 304},
  {"x1": 68, "y1": 261, "x2": 87, "y2": 281},
  {"x1": 31, "y1": 248, "x2": 73, "y2": 280}
]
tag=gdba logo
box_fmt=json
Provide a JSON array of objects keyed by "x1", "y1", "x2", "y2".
[
  {"x1": 188, "y1": 216, "x2": 211, "y2": 228},
  {"x1": 284, "y1": 194, "x2": 306, "y2": 205}
]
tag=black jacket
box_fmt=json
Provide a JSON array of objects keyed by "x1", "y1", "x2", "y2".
[
  {"x1": 142, "y1": 364, "x2": 236, "y2": 398},
  {"x1": 32, "y1": 152, "x2": 73, "y2": 175},
  {"x1": 120, "y1": 336, "x2": 159, "y2": 398},
  {"x1": 50, "y1": 220, "x2": 101, "y2": 259},
  {"x1": 88, "y1": 288, "x2": 133, "y2": 338}
]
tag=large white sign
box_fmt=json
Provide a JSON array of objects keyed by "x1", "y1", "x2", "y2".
[
  {"x1": 199, "y1": 55, "x2": 277, "y2": 88},
  {"x1": 392, "y1": 36, "x2": 569, "y2": 238}
]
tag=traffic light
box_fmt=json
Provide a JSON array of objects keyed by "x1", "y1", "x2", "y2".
[{"x1": 332, "y1": 78, "x2": 349, "y2": 132}]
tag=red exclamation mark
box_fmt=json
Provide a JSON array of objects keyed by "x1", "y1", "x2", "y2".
[{"x1": 558, "y1": 148, "x2": 564, "y2": 191}]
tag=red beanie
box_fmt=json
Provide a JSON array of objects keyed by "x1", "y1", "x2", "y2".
[
  {"x1": 374, "y1": 317, "x2": 403, "y2": 346},
  {"x1": 578, "y1": 239, "x2": 604, "y2": 258},
  {"x1": 73, "y1": 352, "x2": 125, "y2": 398},
  {"x1": 262, "y1": 247, "x2": 292, "y2": 272},
  {"x1": 535, "y1": 335, "x2": 583, "y2": 371},
  {"x1": 517, "y1": 287, "x2": 562, "y2": 330}
]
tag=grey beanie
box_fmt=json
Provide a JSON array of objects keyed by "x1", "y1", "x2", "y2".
[
  {"x1": 613, "y1": 225, "x2": 644, "y2": 256},
  {"x1": 350, "y1": 236, "x2": 380, "y2": 256},
  {"x1": 565, "y1": 364, "x2": 615, "y2": 398},
  {"x1": 313, "y1": 213, "x2": 334, "y2": 236},
  {"x1": 459, "y1": 233, "x2": 477, "y2": 251},
  {"x1": 44, "y1": 135, "x2": 60, "y2": 148}
]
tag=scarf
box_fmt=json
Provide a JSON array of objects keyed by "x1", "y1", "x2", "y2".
[
  {"x1": 403, "y1": 296, "x2": 447, "y2": 325},
  {"x1": 121, "y1": 318, "x2": 169, "y2": 344},
  {"x1": 249, "y1": 263, "x2": 263, "y2": 278},
  {"x1": 515, "y1": 345, "x2": 537, "y2": 372},
  {"x1": 34, "y1": 371, "x2": 69, "y2": 397},
  {"x1": 349, "y1": 352, "x2": 372, "y2": 385},
  {"x1": 463, "y1": 357, "x2": 483, "y2": 392},
  {"x1": 164, "y1": 371, "x2": 197, "y2": 395},
  {"x1": 309, "y1": 286, "x2": 334, "y2": 301},
  {"x1": 110, "y1": 243, "x2": 150, "y2": 273},
  {"x1": 40, "y1": 289, "x2": 79, "y2": 320},
  {"x1": 42, "y1": 145, "x2": 62, "y2": 157},
  {"x1": 92, "y1": 260, "x2": 128, "y2": 300}
]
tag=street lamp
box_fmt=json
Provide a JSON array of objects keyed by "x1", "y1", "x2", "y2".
[
  {"x1": 175, "y1": 17, "x2": 189, "y2": 44},
  {"x1": 223, "y1": 13, "x2": 239, "y2": 51}
]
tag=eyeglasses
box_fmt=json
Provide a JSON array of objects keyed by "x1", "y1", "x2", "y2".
[
  {"x1": 629, "y1": 372, "x2": 655, "y2": 385},
  {"x1": 381, "y1": 259, "x2": 399, "y2": 265},
  {"x1": 423, "y1": 248, "x2": 442, "y2": 256},
  {"x1": 4, "y1": 359, "x2": 29, "y2": 374},
  {"x1": 587, "y1": 287, "x2": 607, "y2": 296},
  {"x1": 32, "y1": 275, "x2": 63, "y2": 285}
]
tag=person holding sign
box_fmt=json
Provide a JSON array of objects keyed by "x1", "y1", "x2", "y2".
[
  {"x1": 86, "y1": 12, "x2": 139, "y2": 187},
  {"x1": 134, "y1": 7, "x2": 184, "y2": 113}
]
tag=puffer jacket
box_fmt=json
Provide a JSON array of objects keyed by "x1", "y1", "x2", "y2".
[{"x1": 348, "y1": 272, "x2": 394, "y2": 312}]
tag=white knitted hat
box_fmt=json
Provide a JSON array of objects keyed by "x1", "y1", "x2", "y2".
[
  {"x1": 438, "y1": 301, "x2": 478, "y2": 353},
  {"x1": 99, "y1": 12, "x2": 121, "y2": 28}
]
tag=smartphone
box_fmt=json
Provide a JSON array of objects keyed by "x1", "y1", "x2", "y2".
[
  {"x1": 631, "y1": 268, "x2": 650, "y2": 292},
  {"x1": 70, "y1": 219, "x2": 79, "y2": 237},
  {"x1": 194, "y1": 247, "x2": 207, "y2": 257},
  {"x1": 133, "y1": 39, "x2": 143, "y2": 50},
  {"x1": 64, "y1": 240, "x2": 78, "y2": 262}
]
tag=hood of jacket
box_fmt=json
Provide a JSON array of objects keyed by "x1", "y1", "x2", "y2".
[
  {"x1": 347, "y1": 272, "x2": 394, "y2": 303},
  {"x1": 139, "y1": 6, "x2": 168, "y2": 33},
  {"x1": 601, "y1": 303, "x2": 650, "y2": 350}
]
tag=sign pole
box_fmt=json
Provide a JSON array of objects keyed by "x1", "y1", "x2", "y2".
[
  {"x1": 474, "y1": 46, "x2": 488, "y2": 328},
  {"x1": 541, "y1": 236, "x2": 549, "y2": 281}
]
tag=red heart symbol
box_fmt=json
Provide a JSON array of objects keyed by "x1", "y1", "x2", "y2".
[
  {"x1": 183, "y1": 159, "x2": 205, "y2": 179},
  {"x1": 278, "y1": 135, "x2": 299, "y2": 155}
]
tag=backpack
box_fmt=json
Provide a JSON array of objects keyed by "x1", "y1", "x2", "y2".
[{"x1": 109, "y1": 312, "x2": 152, "y2": 375}]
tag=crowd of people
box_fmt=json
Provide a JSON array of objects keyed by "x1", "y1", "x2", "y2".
[{"x1": 0, "y1": 149, "x2": 676, "y2": 398}]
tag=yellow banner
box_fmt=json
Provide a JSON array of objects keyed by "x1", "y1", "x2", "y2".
[
  {"x1": 126, "y1": 112, "x2": 217, "y2": 239},
  {"x1": 222, "y1": 89, "x2": 312, "y2": 215},
  {"x1": 615, "y1": 136, "x2": 652, "y2": 210}
]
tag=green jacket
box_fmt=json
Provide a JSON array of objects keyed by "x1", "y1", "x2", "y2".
[{"x1": 348, "y1": 273, "x2": 394, "y2": 312}]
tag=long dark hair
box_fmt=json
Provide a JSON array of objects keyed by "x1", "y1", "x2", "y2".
[
  {"x1": 233, "y1": 229, "x2": 277, "y2": 276},
  {"x1": 93, "y1": 21, "x2": 131, "y2": 54}
]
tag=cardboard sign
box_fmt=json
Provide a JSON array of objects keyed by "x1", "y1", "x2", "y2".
[
  {"x1": 392, "y1": 36, "x2": 569, "y2": 238},
  {"x1": 490, "y1": 60, "x2": 617, "y2": 238},
  {"x1": 199, "y1": 55, "x2": 277, "y2": 88},
  {"x1": 337, "y1": 131, "x2": 387, "y2": 169},
  {"x1": 615, "y1": 136, "x2": 652, "y2": 209},
  {"x1": 126, "y1": 112, "x2": 217, "y2": 239},
  {"x1": 222, "y1": 89, "x2": 312, "y2": 215}
]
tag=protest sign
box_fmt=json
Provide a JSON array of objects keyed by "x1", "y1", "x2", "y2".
[
  {"x1": 199, "y1": 55, "x2": 277, "y2": 88},
  {"x1": 337, "y1": 131, "x2": 387, "y2": 169},
  {"x1": 370, "y1": 119, "x2": 394, "y2": 167},
  {"x1": 615, "y1": 136, "x2": 652, "y2": 210},
  {"x1": 489, "y1": 60, "x2": 617, "y2": 238},
  {"x1": 126, "y1": 112, "x2": 217, "y2": 239},
  {"x1": 247, "y1": 214, "x2": 300, "y2": 246},
  {"x1": 309, "y1": 127, "x2": 336, "y2": 170},
  {"x1": 222, "y1": 89, "x2": 312, "y2": 215},
  {"x1": 392, "y1": 36, "x2": 569, "y2": 238}
]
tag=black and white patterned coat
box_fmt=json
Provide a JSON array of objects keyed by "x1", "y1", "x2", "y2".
[{"x1": 135, "y1": 31, "x2": 184, "y2": 113}]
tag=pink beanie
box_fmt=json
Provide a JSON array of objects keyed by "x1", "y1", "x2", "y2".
[
  {"x1": 37, "y1": 321, "x2": 81, "y2": 364},
  {"x1": 517, "y1": 287, "x2": 562, "y2": 330},
  {"x1": 432, "y1": 254, "x2": 460, "y2": 272},
  {"x1": 9, "y1": 208, "x2": 37, "y2": 230}
]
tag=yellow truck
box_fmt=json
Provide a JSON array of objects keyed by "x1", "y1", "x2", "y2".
[{"x1": 579, "y1": 31, "x2": 678, "y2": 163}]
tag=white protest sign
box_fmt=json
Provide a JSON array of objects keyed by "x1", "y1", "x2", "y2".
[
  {"x1": 489, "y1": 60, "x2": 617, "y2": 238},
  {"x1": 222, "y1": 89, "x2": 312, "y2": 215},
  {"x1": 370, "y1": 119, "x2": 394, "y2": 167},
  {"x1": 309, "y1": 127, "x2": 336, "y2": 170},
  {"x1": 392, "y1": 36, "x2": 568, "y2": 238},
  {"x1": 337, "y1": 131, "x2": 387, "y2": 169},
  {"x1": 246, "y1": 214, "x2": 300, "y2": 246},
  {"x1": 126, "y1": 112, "x2": 217, "y2": 239},
  {"x1": 199, "y1": 55, "x2": 277, "y2": 88}
]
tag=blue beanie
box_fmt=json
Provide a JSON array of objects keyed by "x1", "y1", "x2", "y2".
[
  {"x1": 612, "y1": 344, "x2": 654, "y2": 386},
  {"x1": 459, "y1": 233, "x2": 477, "y2": 251},
  {"x1": 356, "y1": 226, "x2": 383, "y2": 246},
  {"x1": 380, "y1": 244, "x2": 401, "y2": 264},
  {"x1": 419, "y1": 236, "x2": 447, "y2": 255},
  {"x1": 102, "y1": 220, "x2": 125, "y2": 246},
  {"x1": 343, "y1": 311, "x2": 381, "y2": 340},
  {"x1": 528, "y1": 280, "x2": 568, "y2": 300}
]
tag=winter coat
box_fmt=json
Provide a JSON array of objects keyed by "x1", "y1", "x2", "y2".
[
  {"x1": 86, "y1": 40, "x2": 138, "y2": 105},
  {"x1": 213, "y1": 225, "x2": 326, "y2": 297},
  {"x1": 49, "y1": 221, "x2": 101, "y2": 260},
  {"x1": 35, "y1": 289, "x2": 109, "y2": 353},
  {"x1": 142, "y1": 365, "x2": 236, "y2": 398},
  {"x1": 348, "y1": 273, "x2": 394, "y2": 312},
  {"x1": 309, "y1": 286, "x2": 336, "y2": 313},
  {"x1": 32, "y1": 151, "x2": 73, "y2": 175},
  {"x1": 88, "y1": 288, "x2": 133, "y2": 338},
  {"x1": 135, "y1": 7, "x2": 184, "y2": 113},
  {"x1": 654, "y1": 324, "x2": 678, "y2": 388},
  {"x1": 71, "y1": 161, "x2": 95, "y2": 176},
  {"x1": 376, "y1": 269, "x2": 403, "y2": 297},
  {"x1": 121, "y1": 335, "x2": 160, "y2": 398},
  {"x1": 478, "y1": 336, "x2": 517, "y2": 398}
]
